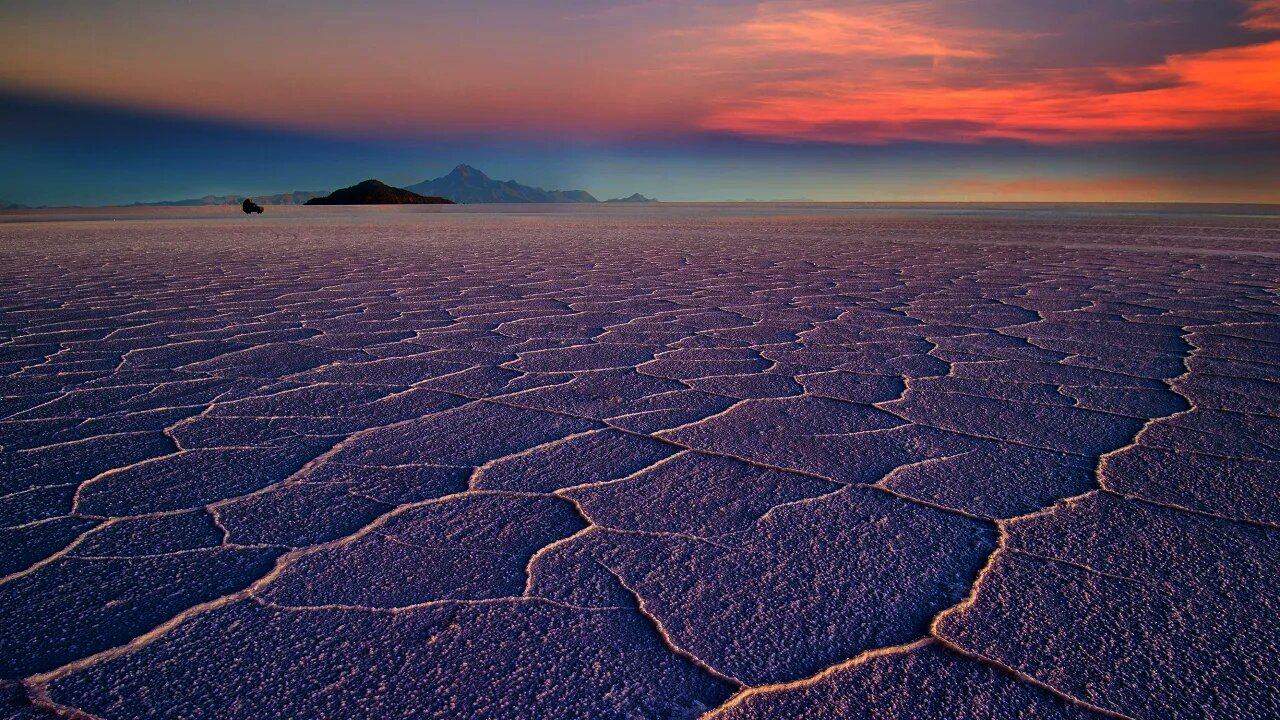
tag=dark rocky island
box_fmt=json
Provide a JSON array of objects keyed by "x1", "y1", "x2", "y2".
[
  {"x1": 305, "y1": 180, "x2": 454, "y2": 206},
  {"x1": 241, "y1": 199, "x2": 264, "y2": 214}
]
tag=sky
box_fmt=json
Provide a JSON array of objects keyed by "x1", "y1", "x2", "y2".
[{"x1": 2, "y1": 0, "x2": 1279, "y2": 205}]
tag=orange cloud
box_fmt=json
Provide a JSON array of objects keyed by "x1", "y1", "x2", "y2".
[
  {"x1": 694, "y1": 6, "x2": 1280, "y2": 144},
  {"x1": 1245, "y1": 0, "x2": 1280, "y2": 30},
  {"x1": 714, "y1": 4, "x2": 1009, "y2": 61}
]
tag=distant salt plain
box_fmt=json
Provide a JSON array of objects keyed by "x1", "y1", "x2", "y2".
[{"x1": 1, "y1": 204, "x2": 1277, "y2": 718}]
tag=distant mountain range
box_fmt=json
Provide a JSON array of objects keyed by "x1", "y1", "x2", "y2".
[
  {"x1": 405, "y1": 164, "x2": 600, "y2": 204},
  {"x1": 132, "y1": 190, "x2": 327, "y2": 207},
  {"x1": 0, "y1": 165, "x2": 657, "y2": 208},
  {"x1": 304, "y1": 180, "x2": 453, "y2": 205}
]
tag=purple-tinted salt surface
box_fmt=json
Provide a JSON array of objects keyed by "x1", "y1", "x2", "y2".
[{"x1": 1, "y1": 205, "x2": 1278, "y2": 719}]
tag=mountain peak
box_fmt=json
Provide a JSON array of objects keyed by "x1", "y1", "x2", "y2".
[
  {"x1": 451, "y1": 164, "x2": 486, "y2": 178},
  {"x1": 406, "y1": 165, "x2": 600, "y2": 204}
]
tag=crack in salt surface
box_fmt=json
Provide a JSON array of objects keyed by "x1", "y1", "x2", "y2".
[{"x1": 598, "y1": 561, "x2": 748, "y2": 690}]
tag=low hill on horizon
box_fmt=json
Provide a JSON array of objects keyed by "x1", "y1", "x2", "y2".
[
  {"x1": 133, "y1": 190, "x2": 328, "y2": 207},
  {"x1": 405, "y1": 165, "x2": 599, "y2": 204},
  {"x1": 305, "y1": 179, "x2": 453, "y2": 205}
]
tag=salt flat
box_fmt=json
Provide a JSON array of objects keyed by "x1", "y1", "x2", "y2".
[{"x1": 0, "y1": 204, "x2": 1277, "y2": 719}]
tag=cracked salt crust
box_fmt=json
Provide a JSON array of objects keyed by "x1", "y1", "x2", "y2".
[{"x1": 0, "y1": 207, "x2": 1277, "y2": 719}]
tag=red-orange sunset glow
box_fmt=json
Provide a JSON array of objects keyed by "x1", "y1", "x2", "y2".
[
  {"x1": 5, "y1": 1, "x2": 1279, "y2": 146},
  {"x1": 2, "y1": 1, "x2": 1279, "y2": 204},
  {"x1": 693, "y1": 4, "x2": 1280, "y2": 144}
]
